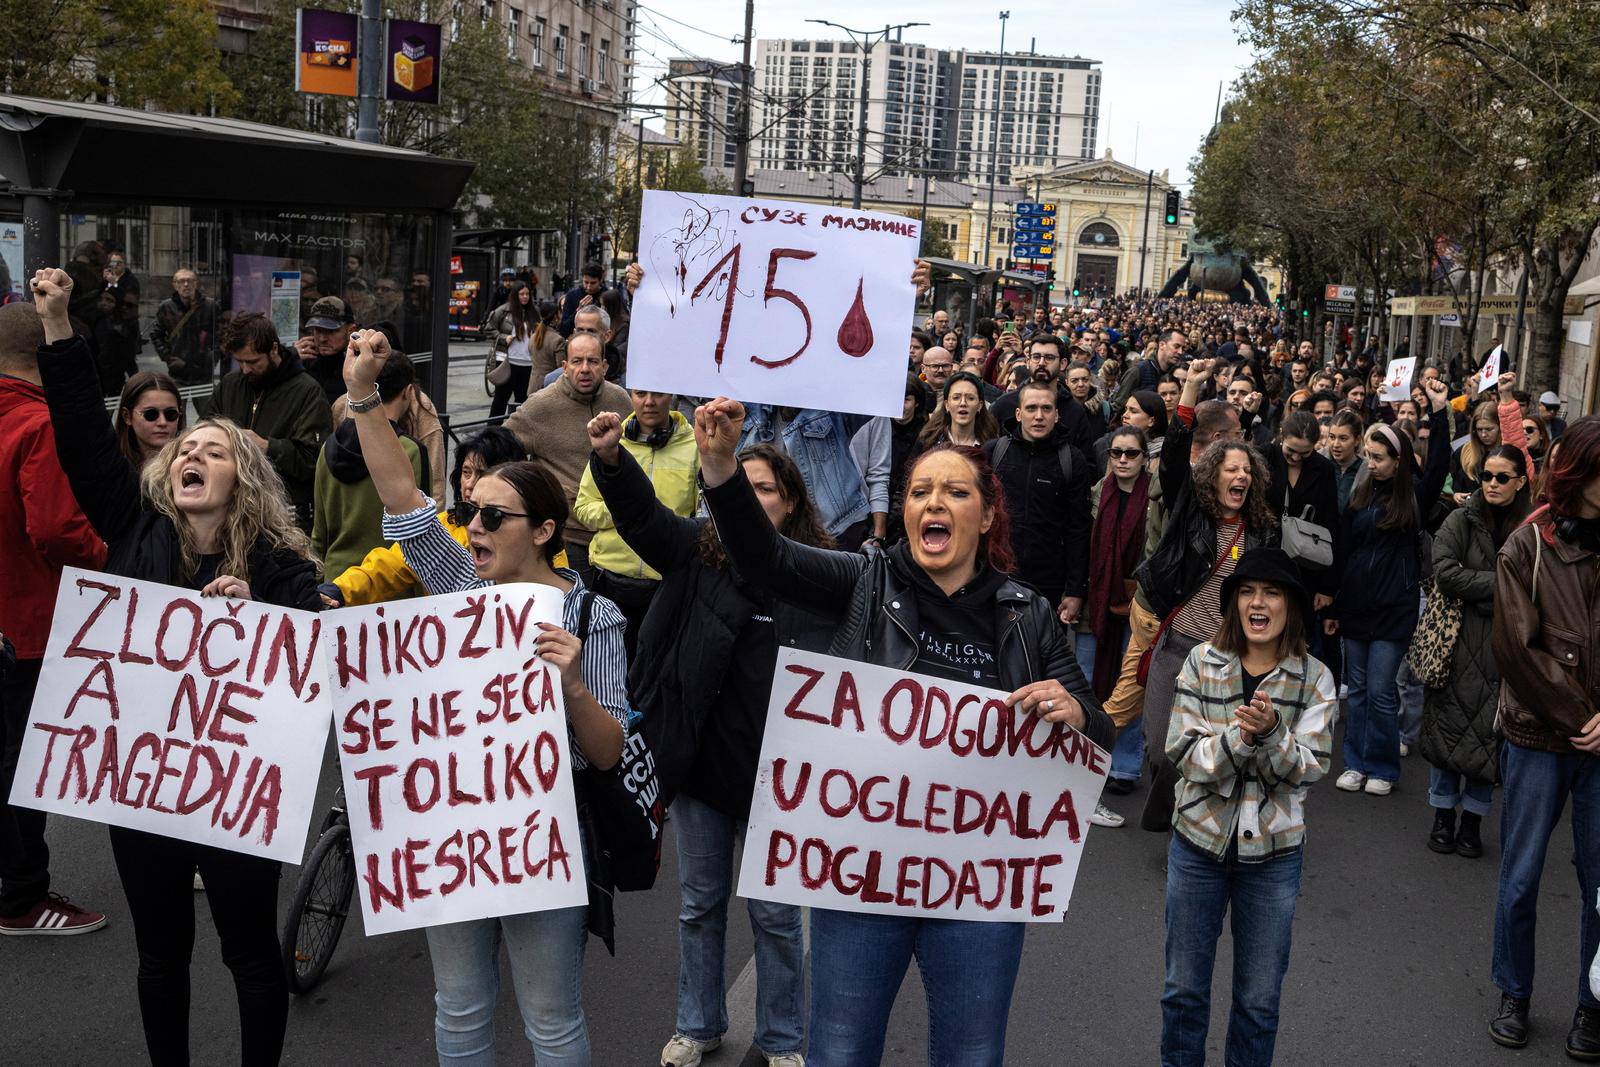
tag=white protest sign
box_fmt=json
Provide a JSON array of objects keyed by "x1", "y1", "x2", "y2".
[
  {"x1": 629, "y1": 189, "x2": 919, "y2": 418},
  {"x1": 10, "y1": 569, "x2": 330, "y2": 862},
  {"x1": 737, "y1": 649, "x2": 1108, "y2": 923},
  {"x1": 325, "y1": 584, "x2": 587, "y2": 935},
  {"x1": 1380, "y1": 356, "x2": 1416, "y2": 402},
  {"x1": 1476, "y1": 345, "x2": 1503, "y2": 393}
]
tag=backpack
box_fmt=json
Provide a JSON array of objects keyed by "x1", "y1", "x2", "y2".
[{"x1": 989, "y1": 434, "x2": 1076, "y2": 485}]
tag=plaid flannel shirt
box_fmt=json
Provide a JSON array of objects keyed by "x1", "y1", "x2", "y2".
[{"x1": 1165, "y1": 644, "x2": 1338, "y2": 862}]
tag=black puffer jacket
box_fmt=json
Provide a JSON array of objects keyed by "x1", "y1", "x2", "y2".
[
  {"x1": 1420, "y1": 493, "x2": 1525, "y2": 783},
  {"x1": 39, "y1": 335, "x2": 320, "y2": 609},
  {"x1": 589, "y1": 450, "x2": 832, "y2": 811},
  {"x1": 701, "y1": 463, "x2": 1113, "y2": 753}
]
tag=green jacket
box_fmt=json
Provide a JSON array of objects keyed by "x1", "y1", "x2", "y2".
[
  {"x1": 313, "y1": 428, "x2": 425, "y2": 578},
  {"x1": 207, "y1": 349, "x2": 331, "y2": 526}
]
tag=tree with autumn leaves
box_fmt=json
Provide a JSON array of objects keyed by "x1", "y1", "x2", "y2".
[{"x1": 1192, "y1": 0, "x2": 1600, "y2": 390}]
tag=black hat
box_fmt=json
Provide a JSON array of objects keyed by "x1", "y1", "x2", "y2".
[
  {"x1": 1219, "y1": 548, "x2": 1313, "y2": 629},
  {"x1": 305, "y1": 296, "x2": 353, "y2": 331}
]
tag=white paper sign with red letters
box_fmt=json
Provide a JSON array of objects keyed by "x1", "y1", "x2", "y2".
[
  {"x1": 629, "y1": 189, "x2": 920, "y2": 418},
  {"x1": 325, "y1": 584, "x2": 587, "y2": 935},
  {"x1": 737, "y1": 649, "x2": 1109, "y2": 923},
  {"x1": 10, "y1": 569, "x2": 331, "y2": 863},
  {"x1": 1477, "y1": 345, "x2": 1503, "y2": 393}
]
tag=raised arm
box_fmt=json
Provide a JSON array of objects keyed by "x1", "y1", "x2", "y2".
[
  {"x1": 585, "y1": 412, "x2": 701, "y2": 574},
  {"x1": 696, "y1": 397, "x2": 867, "y2": 618},
  {"x1": 1417, "y1": 377, "x2": 1453, "y2": 513},
  {"x1": 30, "y1": 268, "x2": 144, "y2": 545},
  {"x1": 341, "y1": 330, "x2": 428, "y2": 516}
]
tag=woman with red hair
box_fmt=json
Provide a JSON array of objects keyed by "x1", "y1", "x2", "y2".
[
  {"x1": 694, "y1": 396, "x2": 1112, "y2": 1066},
  {"x1": 1488, "y1": 414, "x2": 1600, "y2": 1057}
]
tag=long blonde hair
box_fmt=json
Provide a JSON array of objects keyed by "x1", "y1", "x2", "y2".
[
  {"x1": 139, "y1": 418, "x2": 317, "y2": 583},
  {"x1": 1459, "y1": 400, "x2": 1500, "y2": 481}
]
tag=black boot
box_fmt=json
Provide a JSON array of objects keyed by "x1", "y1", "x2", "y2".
[
  {"x1": 1568, "y1": 1006, "x2": 1600, "y2": 1061},
  {"x1": 1456, "y1": 811, "x2": 1484, "y2": 859},
  {"x1": 1428, "y1": 808, "x2": 1457, "y2": 854},
  {"x1": 1490, "y1": 993, "x2": 1531, "y2": 1049}
]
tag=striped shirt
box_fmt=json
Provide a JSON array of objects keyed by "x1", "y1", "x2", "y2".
[
  {"x1": 1172, "y1": 519, "x2": 1244, "y2": 641},
  {"x1": 381, "y1": 496, "x2": 629, "y2": 769}
]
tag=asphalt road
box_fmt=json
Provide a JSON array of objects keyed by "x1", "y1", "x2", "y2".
[
  {"x1": 11, "y1": 348, "x2": 1593, "y2": 1065},
  {"x1": 6, "y1": 718, "x2": 1591, "y2": 1066}
]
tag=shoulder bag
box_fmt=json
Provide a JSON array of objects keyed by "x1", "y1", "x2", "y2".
[
  {"x1": 1405, "y1": 576, "x2": 1463, "y2": 689},
  {"x1": 1280, "y1": 505, "x2": 1333, "y2": 569}
]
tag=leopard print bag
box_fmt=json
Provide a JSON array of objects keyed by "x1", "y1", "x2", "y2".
[{"x1": 1405, "y1": 576, "x2": 1463, "y2": 689}]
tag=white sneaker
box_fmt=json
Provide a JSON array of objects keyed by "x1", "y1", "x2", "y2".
[
  {"x1": 1335, "y1": 770, "x2": 1366, "y2": 792},
  {"x1": 662, "y1": 1034, "x2": 720, "y2": 1067},
  {"x1": 1338, "y1": 684, "x2": 1349, "y2": 699},
  {"x1": 1363, "y1": 777, "x2": 1393, "y2": 796},
  {"x1": 766, "y1": 1055, "x2": 805, "y2": 1067},
  {"x1": 193, "y1": 872, "x2": 204, "y2": 891},
  {"x1": 1399, "y1": 742, "x2": 1411, "y2": 757},
  {"x1": 1089, "y1": 802, "x2": 1125, "y2": 828}
]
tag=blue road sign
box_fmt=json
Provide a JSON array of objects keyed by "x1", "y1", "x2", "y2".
[{"x1": 1013, "y1": 243, "x2": 1055, "y2": 258}]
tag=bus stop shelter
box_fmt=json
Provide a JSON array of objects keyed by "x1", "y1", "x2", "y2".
[{"x1": 0, "y1": 94, "x2": 473, "y2": 411}]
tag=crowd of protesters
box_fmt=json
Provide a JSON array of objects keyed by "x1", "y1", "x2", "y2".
[{"x1": 0, "y1": 256, "x2": 1597, "y2": 1067}]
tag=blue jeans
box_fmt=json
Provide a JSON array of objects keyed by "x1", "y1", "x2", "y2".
[
  {"x1": 1396, "y1": 660, "x2": 1424, "y2": 748},
  {"x1": 1492, "y1": 741, "x2": 1600, "y2": 1009},
  {"x1": 1076, "y1": 629, "x2": 1143, "y2": 780},
  {"x1": 1341, "y1": 638, "x2": 1405, "y2": 783},
  {"x1": 1427, "y1": 765, "x2": 1494, "y2": 817},
  {"x1": 425, "y1": 904, "x2": 590, "y2": 1064},
  {"x1": 1162, "y1": 834, "x2": 1303, "y2": 1067},
  {"x1": 672, "y1": 793, "x2": 804, "y2": 1054},
  {"x1": 808, "y1": 908, "x2": 1026, "y2": 1066}
]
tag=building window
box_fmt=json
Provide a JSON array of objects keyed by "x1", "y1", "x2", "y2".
[
  {"x1": 1079, "y1": 222, "x2": 1119, "y2": 247},
  {"x1": 580, "y1": 31, "x2": 591, "y2": 79},
  {"x1": 555, "y1": 25, "x2": 568, "y2": 74},
  {"x1": 507, "y1": 8, "x2": 519, "y2": 56},
  {"x1": 531, "y1": 16, "x2": 544, "y2": 66},
  {"x1": 598, "y1": 39, "x2": 610, "y2": 84}
]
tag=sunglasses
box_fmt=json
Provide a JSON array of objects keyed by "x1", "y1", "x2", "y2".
[
  {"x1": 1108, "y1": 447, "x2": 1145, "y2": 459},
  {"x1": 1522, "y1": 424, "x2": 1539, "y2": 435},
  {"x1": 137, "y1": 407, "x2": 181, "y2": 423},
  {"x1": 1483, "y1": 471, "x2": 1521, "y2": 486},
  {"x1": 449, "y1": 501, "x2": 529, "y2": 532}
]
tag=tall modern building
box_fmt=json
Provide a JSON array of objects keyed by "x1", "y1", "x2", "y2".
[
  {"x1": 958, "y1": 50, "x2": 1099, "y2": 185},
  {"x1": 661, "y1": 58, "x2": 749, "y2": 176},
  {"x1": 742, "y1": 38, "x2": 1097, "y2": 183},
  {"x1": 750, "y1": 38, "x2": 959, "y2": 178}
]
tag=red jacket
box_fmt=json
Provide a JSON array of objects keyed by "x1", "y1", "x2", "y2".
[{"x1": 0, "y1": 375, "x2": 106, "y2": 659}]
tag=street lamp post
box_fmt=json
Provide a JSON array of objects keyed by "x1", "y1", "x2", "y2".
[
  {"x1": 807, "y1": 19, "x2": 928, "y2": 210},
  {"x1": 980, "y1": 11, "x2": 1010, "y2": 270}
]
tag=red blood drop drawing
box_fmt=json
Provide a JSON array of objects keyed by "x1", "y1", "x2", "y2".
[{"x1": 837, "y1": 278, "x2": 874, "y2": 357}]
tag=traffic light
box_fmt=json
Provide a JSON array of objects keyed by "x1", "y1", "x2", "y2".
[
  {"x1": 1046, "y1": 265, "x2": 1056, "y2": 291},
  {"x1": 1163, "y1": 190, "x2": 1180, "y2": 226},
  {"x1": 1072, "y1": 278, "x2": 1081, "y2": 298},
  {"x1": 1302, "y1": 308, "x2": 1310, "y2": 318}
]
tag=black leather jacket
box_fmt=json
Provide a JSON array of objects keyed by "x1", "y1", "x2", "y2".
[{"x1": 701, "y1": 464, "x2": 1115, "y2": 753}]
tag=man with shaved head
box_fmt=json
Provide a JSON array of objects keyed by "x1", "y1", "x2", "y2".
[
  {"x1": 920, "y1": 345, "x2": 955, "y2": 393},
  {"x1": 0, "y1": 301, "x2": 107, "y2": 935}
]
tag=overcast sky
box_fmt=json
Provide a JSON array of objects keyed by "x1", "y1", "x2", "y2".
[{"x1": 630, "y1": 0, "x2": 1255, "y2": 187}]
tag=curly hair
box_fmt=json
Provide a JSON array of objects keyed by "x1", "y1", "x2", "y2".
[
  {"x1": 1190, "y1": 440, "x2": 1276, "y2": 531},
  {"x1": 141, "y1": 418, "x2": 317, "y2": 584}
]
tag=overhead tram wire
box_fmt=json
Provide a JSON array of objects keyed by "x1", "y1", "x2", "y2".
[{"x1": 635, "y1": 2, "x2": 743, "y2": 44}]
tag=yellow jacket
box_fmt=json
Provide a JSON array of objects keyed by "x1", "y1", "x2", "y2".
[
  {"x1": 333, "y1": 509, "x2": 568, "y2": 605},
  {"x1": 573, "y1": 411, "x2": 699, "y2": 581}
]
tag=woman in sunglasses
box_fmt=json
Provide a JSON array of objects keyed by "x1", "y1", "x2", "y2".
[
  {"x1": 114, "y1": 370, "x2": 185, "y2": 470},
  {"x1": 341, "y1": 328, "x2": 627, "y2": 1065},
  {"x1": 321, "y1": 425, "x2": 531, "y2": 607},
  {"x1": 1419, "y1": 442, "x2": 1531, "y2": 859}
]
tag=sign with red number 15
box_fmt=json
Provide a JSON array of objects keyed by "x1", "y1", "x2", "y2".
[{"x1": 629, "y1": 190, "x2": 920, "y2": 418}]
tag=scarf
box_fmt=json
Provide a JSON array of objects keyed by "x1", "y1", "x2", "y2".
[{"x1": 1085, "y1": 469, "x2": 1151, "y2": 700}]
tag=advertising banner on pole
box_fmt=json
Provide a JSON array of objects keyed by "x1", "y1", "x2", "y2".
[
  {"x1": 10, "y1": 570, "x2": 331, "y2": 863},
  {"x1": 629, "y1": 190, "x2": 920, "y2": 418},
  {"x1": 385, "y1": 19, "x2": 442, "y2": 104},
  {"x1": 296, "y1": 8, "x2": 359, "y2": 97},
  {"x1": 737, "y1": 650, "x2": 1109, "y2": 923},
  {"x1": 324, "y1": 585, "x2": 588, "y2": 935}
]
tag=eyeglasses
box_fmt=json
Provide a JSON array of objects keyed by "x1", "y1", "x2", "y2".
[
  {"x1": 1483, "y1": 471, "x2": 1521, "y2": 486},
  {"x1": 137, "y1": 407, "x2": 181, "y2": 423},
  {"x1": 449, "y1": 501, "x2": 530, "y2": 532},
  {"x1": 1108, "y1": 447, "x2": 1145, "y2": 459}
]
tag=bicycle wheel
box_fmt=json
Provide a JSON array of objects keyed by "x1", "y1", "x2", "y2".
[{"x1": 281, "y1": 821, "x2": 356, "y2": 994}]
